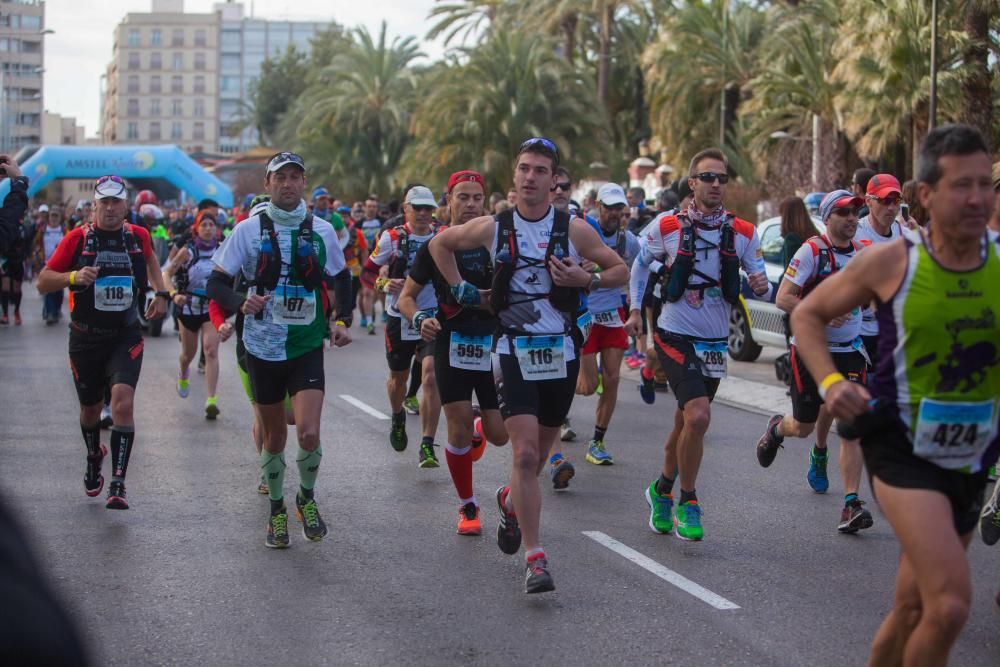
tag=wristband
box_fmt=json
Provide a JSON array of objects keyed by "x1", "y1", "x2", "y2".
[
  {"x1": 818, "y1": 372, "x2": 846, "y2": 399},
  {"x1": 334, "y1": 320, "x2": 347, "y2": 327},
  {"x1": 375, "y1": 277, "x2": 390, "y2": 293},
  {"x1": 155, "y1": 290, "x2": 170, "y2": 299},
  {"x1": 69, "y1": 271, "x2": 76, "y2": 286}
]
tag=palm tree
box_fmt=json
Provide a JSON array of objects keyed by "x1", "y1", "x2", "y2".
[
  {"x1": 283, "y1": 22, "x2": 424, "y2": 198},
  {"x1": 403, "y1": 31, "x2": 604, "y2": 193},
  {"x1": 425, "y1": 0, "x2": 512, "y2": 47},
  {"x1": 960, "y1": 0, "x2": 994, "y2": 148}
]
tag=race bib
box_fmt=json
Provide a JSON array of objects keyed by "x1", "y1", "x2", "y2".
[
  {"x1": 94, "y1": 275, "x2": 133, "y2": 312},
  {"x1": 271, "y1": 284, "x2": 316, "y2": 326},
  {"x1": 449, "y1": 332, "x2": 492, "y2": 371},
  {"x1": 400, "y1": 316, "x2": 423, "y2": 341},
  {"x1": 913, "y1": 398, "x2": 997, "y2": 471},
  {"x1": 694, "y1": 340, "x2": 728, "y2": 379},
  {"x1": 593, "y1": 309, "x2": 623, "y2": 328},
  {"x1": 514, "y1": 335, "x2": 566, "y2": 381},
  {"x1": 576, "y1": 311, "x2": 593, "y2": 346}
]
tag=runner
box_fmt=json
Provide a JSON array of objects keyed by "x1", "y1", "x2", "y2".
[
  {"x1": 36, "y1": 175, "x2": 170, "y2": 509},
  {"x1": 33, "y1": 206, "x2": 67, "y2": 324},
  {"x1": 626, "y1": 148, "x2": 771, "y2": 540},
  {"x1": 754, "y1": 190, "x2": 875, "y2": 533},
  {"x1": 163, "y1": 210, "x2": 223, "y2": 419},
  {"x1": 398, "y1": 169, "x2": 509, "y2": 535},
  {"x1": 0, "y1": 204, "x2": 27, "y2": 325},
  {"x1": 362, "y1": 186, "x2": 442, "y2": 465},
  {"x1": 358, "y1": 195, "x2": 383, "y2": 334},
  {"x1": 576, "y1": 182, "x2": 640, "y2": 466},
  {"x1": 208, "y1": 152, "x2": 352, "y2": 548},
  {"x1": 429, "y1": 137, "x2": 628, "y2": 593},
  {"x1": 790, "y1": 124, "x2": 997, "y2": 666}
]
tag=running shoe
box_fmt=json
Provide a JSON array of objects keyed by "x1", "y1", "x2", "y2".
[
  {"x1": 389, "y1": 410, "x2": 407, "y2": 452},
  {"x1": 989, "y1": 465, "x2": 998, "y2": 482},
  {"x1": 457, "y1": 502, "x2": 481, "y2": 536},
  {"x1": 205, "y1": 396, "x2": 220, "y2": 420},
  {"x1": 84, "y1": 443, "x2": 108, "y2": 497},
  {"x1": 99, "y1": 404, "x2": 113, "y2": 429},
  {"x1": 495, "y1": 486, "x2": 521, "y2": 555},
  {"x1": 418, "y1": 441, "x2": 439, "y2": 469},
  {"x1": 0, "y1": 315, "x2": 7, "y2": 325},
  {"x1": 979, "y1": 481, "x2": 1000, "y2": 546},
  {"x1": 675, "y1": 501, "x2": 703, "y2": 541},
  {"x1": 807, "y1": 446, "x2": 829, "y2": 493},
  {"x1": 644, "y1": 481, "x2": 674, "y2": 534},
  {"x1": 838, "y1": 499, "x2": 874, "y2": 533},
  {"x1": 266, "y1": 506, "x2": 290, "y2": 548},
  {"x1": 625, "y1": 351, "x2": 644, "y2": 370},
  {"x1": 360, "y1": 317, "x2": 368, "y2": 329},
  {"x1": 756, "y1": 414, "x2": 784, "y2": 468},
  {"x1": 560, "y1": 420, "x2": 576, "y2": 442},
  {"x1": 639, "y1": 370, "x2": 656, "y2": 405},
  {"x1": 367, "y1": 322, "x2": 375, "y2": 335},
  {"x1": 177, "y1": 373, "x2": 190, "y2": 398},
  {"x1": 585, "y1": 439, "x2": 614, "y2": 465},
  {"x1": 295, "y1": 494, "x2": 328, "y2": 541},
  {"x1": 197, "y1": 356, "x2": 206, "y2": 374},
  {"x1": 403, "y1": 395, "x2": 420, "y2": 415},
  {"x1": 524, "y1": 553, "x2": 555, "y2": 594},
  {"x1": 106, "y1": 481, "x2": 129, "y2": 510},
  {"x1": 549, "y1": 456, "x2": 575, "y2": 490},
  {"x1": 470, "y1": 416, "x2": 486, "y2": 463},
  {"x1": 13, "y1": 312, "x2": 21, "y2": 326}
]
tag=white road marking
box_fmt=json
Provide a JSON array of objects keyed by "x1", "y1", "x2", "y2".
[
  {"x1": 339, "y1": 394, "x2": 391, "y2": 420},
  {"x1": 583, "y1": 531, "x2": 740, "y2": 610}
]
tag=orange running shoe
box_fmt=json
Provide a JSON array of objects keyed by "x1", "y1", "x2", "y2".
[
  {"x1": 470, "y1": 416, "x2": 486, "y2": 462},
  {"x1": 457, "y1": 502, "x2": 481, "y2": 535}
]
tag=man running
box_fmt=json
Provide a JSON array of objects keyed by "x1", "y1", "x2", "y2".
[
  {"x1": 754, "y1": 190, "x2": 875, "y2": 533},
  {"x1": 791, "y1": 124, "x2": 997, "y2": 666},
  {"x1": 362, "y1": 186, "x2": 442, "y2": 466},
  {"x1": 208, "y1": 152, "x2": 352, "y2": 548},
  {"x1": 358, "y1": 195, "x2": 383, "y2": 334},
  {"x1": 576, "y1": 182, "x2": 640, "y2": 466},
  {"x1": 399, "y1": 169, "x2": 509, "y2": 535},
  {"x1": 36, "y1": 175, "x2": 170, "y2": 509},
  {"x1": 627, "y1": 148, "x2": 770, "y2": 541},
  {"x1": 430, "y1": 137, "x2": 628, "y2": 594}
]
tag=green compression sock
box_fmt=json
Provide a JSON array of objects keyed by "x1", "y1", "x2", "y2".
[
  {"x1": 296, "y1": 445, "x2": 322, "y2": 492},
  {"x1": 260, "y1": 450, "x2": 286, "y2": 502}
]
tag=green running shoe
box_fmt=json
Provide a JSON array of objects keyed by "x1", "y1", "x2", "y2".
[
  {"x1": 403, "y1": 395, "x2": 420, "y2": 415},
  {"x1": 295, "y1": 494, "x2": 328, "y2": 541},
  {"x1": 644, "y1": 481, "x2": 674, "y2": 534},
  {"x1": 585, "y1": 439, "x2": 614, "y2": 465},
  {"x1": 265, "y1": 507, "x2": 290, "y2": 548},
  {"x1": 675, "y1": 501, "x2": 704, "y2": 541},
  {"x1": 390, "y1": 410, "x2": 408, "y2": 452},
  {"x1": 418, "y1": 441, "x2": 439, "y2": 468}
]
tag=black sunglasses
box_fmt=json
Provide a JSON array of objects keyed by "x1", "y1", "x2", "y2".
[
  {"x1": 694, "y1": 172, "x2": 729, "y2": 185},
  {"x1": 553, "y1": 182, "x2": 571, "y2": 192},
  {"x1": 411, "y1": 205, "x2": 435, "y2": 212},
  {"x1": 832, "y1": 207, "x2": 858, "y2": 217}
]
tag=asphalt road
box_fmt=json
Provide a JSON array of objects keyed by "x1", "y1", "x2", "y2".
[{"x1": 1, "y1": 289, "x2": 997, "y2": 666}]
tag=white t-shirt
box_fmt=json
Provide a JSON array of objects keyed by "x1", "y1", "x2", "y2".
[
  {"x1": 854, "y1": 215, "x2": 905, "y2": 337},
  {"x1": 783, "y1": 236, "x2": 864, "y2": 349}
]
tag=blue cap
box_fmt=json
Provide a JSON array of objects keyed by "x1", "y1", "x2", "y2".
[
  {"x1": 336, "y1": 205, "x2": 351, "y2": 214},
  {"x1": 243, "y1": 193, "x2": 256, "y2": 208},
  {"x1": 312, "y1": 186, "x2": 330, "y2": 201}
]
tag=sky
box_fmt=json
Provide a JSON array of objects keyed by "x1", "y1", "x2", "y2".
[{"x1": 42, "y1": 0, "x2": 446, "y2": 139}]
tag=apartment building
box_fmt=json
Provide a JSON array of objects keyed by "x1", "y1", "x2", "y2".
[{"x1": 0, "y1": 0, "x2": 48, "y2": 153}]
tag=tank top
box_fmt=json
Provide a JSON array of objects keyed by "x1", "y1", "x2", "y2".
[{"x1": 873, "y1": 232, "x2": 1000, "y2": 473}]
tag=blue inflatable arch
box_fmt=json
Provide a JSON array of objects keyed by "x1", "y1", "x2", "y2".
[{"x1": 0, "y1": 145, "x2": 233, "y2": 208}]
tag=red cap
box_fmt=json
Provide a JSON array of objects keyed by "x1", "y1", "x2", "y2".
[
  {"x1": 447, "y1": 170, "x2": 485, "y2": 193},
  {"x1": 866, "y1": 174, "x2": 902, "y2": 199}
]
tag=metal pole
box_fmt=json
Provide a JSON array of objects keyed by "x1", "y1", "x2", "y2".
[
  {"x1": 719, "y1": 3, "x2": 728, "y2": 147},
  {"x1": 0, "y1": 68, "x2": 7, "y2": 153},
  {"x1": 811, "y1": 113, "x2": 821, "y2": 190},
  {"x1": 929, "y1": 0, "x2": 938, "y2": 129}
]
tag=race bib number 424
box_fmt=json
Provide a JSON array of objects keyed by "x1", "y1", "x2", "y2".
[{"x1": 913, "y1": 398, "x2": 997, "y2": 471}]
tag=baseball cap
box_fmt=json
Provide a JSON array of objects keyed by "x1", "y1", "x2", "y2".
[
  {"x1": 819, "y1": 189, "x2": 863, "y2": 221},
  {"x1": 94, "y1": 175, "x2": 128, "y2": 200},
  {"x1": 336, "y1": 205, "x2": 351, "y2": 214},
  {"x1": 312, "y1": 186, "x2": 330, "y2": 201},
  {"x1": 404, "y1": 185, "x2": 437, "y2": 208},
  {"x1": 38, "y1": 204, "x2": 49, "y2": 213},
  {"x1": 265, "y1": 151, "x2": 305, "y2": 175},
  {"x1": 866, "y1": 173, "x2": 902, "y2": 199},
  {"x1": 991, "y1": 161, "x2": 1000, "y2": 190},
  {"x1": 447, "y1": 170, "x2": 485, "y2": 192},
  {"x1": 597, "y1": 182, "x2": 628, "y2": 207}
]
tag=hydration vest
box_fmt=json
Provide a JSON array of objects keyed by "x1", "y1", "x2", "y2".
[
  {"x1": 385, "y1": 223, "x2": 441, "y2": 280},
  {"x1": 661, "y1": 213, "x2": 741, "y2": 306},
  {"x1": 800, "y1": 234, "x2": 866, "y2": 298},
  {"x1": 253, "y1": 213, "x2": 323, "y2": 294},
  {"x1": 490, "y1": 208, "x2": 580, "y2": 316},
  {"x1": 69, "y1": 223, "x2": 149, "y2": 329}
]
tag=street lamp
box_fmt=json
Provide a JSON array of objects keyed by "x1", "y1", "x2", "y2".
[{"x1": 769, "y1": 115, "x2": 822, "y2": 190}]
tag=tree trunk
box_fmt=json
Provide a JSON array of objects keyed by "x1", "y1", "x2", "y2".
[
  {"x1": 561, "y1": 14, "x2": 577, "y2": 64},
  {"x1": 597, "y1": 4, "x2": 614, "y2": 108},
  {"x1": 631, "y1": 64, "x2": 648, "y2": 158},
  {"x1": 961, "y1": 3, "x2": 992, "y2": 150},
  {"x1": 721, "y1": 84, "x2": 740, "y2": 148}
]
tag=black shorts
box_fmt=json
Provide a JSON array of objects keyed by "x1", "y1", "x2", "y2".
[
  {"x1": 385, "y1": 316, "x2": 431, "y2": 372},
  {"x1": 178, "y1": 312, "x2": 210, "y2": 333},
  {"x1": 790, "y1": 345, "x2": 867, "y2": 423},
  {"x1": 68, "y1": 327, "x2": 144, "y2": 406},
  {"x1": 861, "y1": 422, "x2": 988, "y2": 535},
  {"x1": 246, "y1": 347, "x2": 324, "y2": 405},
  {"x1": 861, "y1": 334, "x2": 879, "y2": 375},
  {"x1": 496, "y1": 347, "x2": 579, "y2": 428},
  {"x1": 433, "y1": 327, "x2": 499, "y2": 409},
  {"x1": 653, "y1": 330, "x2": 721, "y2": 409},
  {"x1": 2, "y1": 258, "x2": 24, "y2": 282}
]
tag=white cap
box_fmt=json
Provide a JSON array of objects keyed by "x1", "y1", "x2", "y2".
[
  {"x1": 655, "y1": 164, "x2": 674, "y2": 174},
  {"x1": 405, "y1": 185, "x2": 437, "y2": 208},
  {"x1": 38, "y1": 204, "x2": 50, "y2": 213},
  {"x1": 597, "y1": 182, "x2": 628, "y2": 207}
]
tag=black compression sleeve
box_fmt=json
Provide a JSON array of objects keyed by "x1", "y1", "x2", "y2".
[
  {"x1": 206, "y1": 270, "x2": 245, "y2": 312},
  {"x1": 332, "y1": 269, "x2": 353, "y2": 322}
]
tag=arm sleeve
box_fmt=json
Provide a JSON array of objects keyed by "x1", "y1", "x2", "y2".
[
  {"x1": 629, "y1": 224, "x2": 670, "y2": 306},
  {"x1": 207, "y1": 300, "x2": 231, "y2": 330},
  {"x1": 206, "y1": 269, "x2": 245, "y2": 312},
  {"x1": 0, "y1": 176, "x2": 29, "y2": 253},
  {"x1": 740, "y1": 229, "x2": 773, "y2": 299},
  {"x1": 44, "y1": 227, "x2": 84, "y2": 272},
  {"x1": 332, "y1": 268, "x2": 353, "y2": 321},
  {"x1": 211, "y1": 222, "x2": 250, "y2": 276}
]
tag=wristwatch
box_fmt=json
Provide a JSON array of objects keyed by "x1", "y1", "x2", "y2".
[{"x1": 155, "y1": 290, "x2": 171, "y2": 300}]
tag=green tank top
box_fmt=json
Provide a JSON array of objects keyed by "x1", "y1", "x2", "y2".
[{"x1": 873, "y1": 232, "x2": 1000, "y2": 473}]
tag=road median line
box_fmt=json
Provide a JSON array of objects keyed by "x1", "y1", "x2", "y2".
[{"x1": 339, "y1": 394, "x2": 391, "y2": 420}]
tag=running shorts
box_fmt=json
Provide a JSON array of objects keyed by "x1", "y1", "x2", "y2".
[
  {"x1": 582, "y1": 320, "x2": 628, "y2": 355},
  {"x1": 433, "y1": 329, "x2": 499, "y2": 409},
  {"x1": 653, "y1": 330, "x2": 721, "y2": 409},
  {"x1": 246, "y1": 346, "x2": 324, "y2": 405},
  {"x1": 178, "y1": 312, "x2": 211, "y2": 333},
  {"x1": 789, "y1": 345, "x2": 867, "y2": 424},
  {"x1": 861, "y1": 334, "x2": 880, "y2": 377},
  {"x1": 68, "y1": 327, "x2": 144, "y2": 406},
  {"x1": 496, "y1": 351, "x2": 579, "y2": 427},
  {"x1": 385, "y1": 315, "x2": 431, "y2": 372}
]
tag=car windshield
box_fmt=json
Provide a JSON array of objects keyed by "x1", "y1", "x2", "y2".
[{"x1": 758, "y1": 217, "x2": 826, "y2": 266}]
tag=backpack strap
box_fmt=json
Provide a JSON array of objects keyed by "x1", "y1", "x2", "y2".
[{"x1": 544, "y1": 209, "x2": 572, "y2": 264}]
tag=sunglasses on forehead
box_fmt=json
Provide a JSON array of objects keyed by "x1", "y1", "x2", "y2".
[
  {"x1": 519, "y1": 137, "x2": 559, "y2": 157},
  {"x1": 693, "y1": 172, "x2": 729, "y2": 185},
  {"x1": 97, "y1": 175, "x2": 125, "y2": 185}
]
